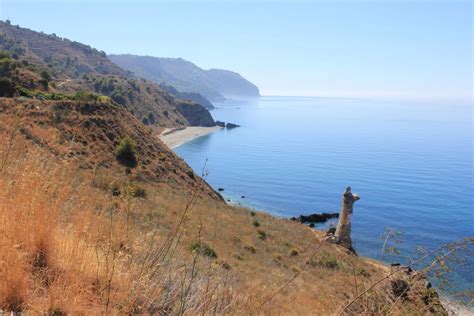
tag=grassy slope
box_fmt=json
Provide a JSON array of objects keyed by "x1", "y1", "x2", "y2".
[{"x1": 0, "y1": 97, "x2": 446, "y2": 314}]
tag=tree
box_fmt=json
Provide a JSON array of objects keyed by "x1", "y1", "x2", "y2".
[
  {"x1": 40, "y1": 70, "x2": 52, "y2": 82},
  {"x1": 114, "y1": 136, "x2": 137, "y2": 167}
]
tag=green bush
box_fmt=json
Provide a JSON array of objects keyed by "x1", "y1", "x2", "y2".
[
  {"x1": 127, "y1": 183, "x2": 146, "y2": 198},
  {"x1": 0, "y1": 78, "x2": 16, "y2": 97},
  {"x1": 243, "y1": 244, "x2": 256, "y2": 254},
  {"x1": 191, "y1": 242, "x2": 217, "y2": 258},
  {"x1": 111, "y1": 91, "x2": 126, "y2": 106},
  {"x1": 257, "y1": 230, "x2": 267, "y2": 240},
  {"x1": 311, "y1": 253, "x2": 346, "y2": 270},
  {"x1": 289, "y1": 248, "x2": 299, "y2": 256},
  {"x1": 114, "y1": 136, "x2": 137, "y2": 167},
  {"x1": 40, "y1": 70, "x2": 52, "y2": 81},
  {"x1": 250, "y1": 211, "x2": 256, "y2": 217},
  {"x1": 252, "y1": 220, "x2": 260, "y2": 227}
]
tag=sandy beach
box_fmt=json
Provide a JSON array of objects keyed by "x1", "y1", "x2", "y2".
[{"x1": 159, "y1": 126, "x2": 222, "y2": 148}]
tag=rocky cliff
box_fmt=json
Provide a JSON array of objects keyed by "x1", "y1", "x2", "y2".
[{"x1": 176, "y1": 102, "x2": 215, "y2": 127}]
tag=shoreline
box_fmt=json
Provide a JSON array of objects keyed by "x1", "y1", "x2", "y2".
[{"x1": 159, "y1": 126, "x2": 222, "y2": 149}]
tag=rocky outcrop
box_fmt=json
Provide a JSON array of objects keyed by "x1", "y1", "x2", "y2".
[
  {"x1": 225, "y1": 122, "x2": 240, "y2": 129},
  {"x1": 291, "y1": 212, "x2": 339, "y2": 224},
  {"x1": 176, "y1": 102, "x2": 215, "y2": 127},
  {"x1": 215, "y1": 121, "x2": 226, "y2": 127},
  {"x1": 390, "y1": 265, "x2": 448, "y2": 315},
  {"x1": 334, "y1": 187, "x2": 359, "y2": 252}
]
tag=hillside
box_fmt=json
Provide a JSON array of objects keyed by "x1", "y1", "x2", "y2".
[
  {"x1": 0, "y1": 97, "x2": 447, "y2": 314},
  {"x1": 0, "y1": 21, "x2": 215, "y2": 129},
  {"x1": 159, "y1": 82, "x2": 214, "y2": 110},
  {"x1": 109, "y1": 54, "x2": 260, "y2": 101}
]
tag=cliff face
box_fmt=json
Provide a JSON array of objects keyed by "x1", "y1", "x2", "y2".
[
  {"x1": 206, "y1": 68, "x2": 260, "y2": 98},
  {"x1": 176, "y1": 102, "x2": 216, "y2": 127},
  {"x1": 109, "y1": 54, "x2": 260, "y2": 101}
]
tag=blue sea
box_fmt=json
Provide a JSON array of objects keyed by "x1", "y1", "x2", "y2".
[{"x1": 176, "y1": 96, "x2": 473, "y2": 294}]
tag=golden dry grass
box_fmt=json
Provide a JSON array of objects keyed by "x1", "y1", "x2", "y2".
[{"x1": 0, "y1": 105, "x2": 450, "y2": 315}]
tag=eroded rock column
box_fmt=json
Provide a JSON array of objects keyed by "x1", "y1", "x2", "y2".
[{"x1": 335, "y1": 186, "x2": 360, "y2": 252}]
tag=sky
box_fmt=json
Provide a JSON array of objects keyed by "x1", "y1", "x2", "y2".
[{"x1": 0, "y1": 0, "x2": 472, "y2": 100}]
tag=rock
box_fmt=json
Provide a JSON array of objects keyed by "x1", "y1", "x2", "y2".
[
  {"x1": 389, "y1": 265, "x2": 447, "y2": 315},
  {"x1": 215, "y1": 120, "x2": 226, "y2": 127},
  {"x1": 391, "y1": 279, "x2": 409, "y2": 299},
  {"x1": 323, "y1": 234, "x2": 338, "y2": 244},
  {"x1": 241, "y1": 195, "x2": 245, "y2": 198},
  {"x1": 335, "y1": 186, "x2": 360, "y2": 252},
  {"x1": 218, "y1": 188, "x2": 224, "y2": 192},
  {"x1": 291, "y1": 212, "x2": 339, "y2": 224},
  {"x1": 176, "y1": 102, "x2": 215, "y2": 127},
  {"x1": 226, "y1": 122, "x2": 240, "y2": 129},
  {"x1": 309, "y1": 223, "x2": 315, "y2": 228},
  {"x1": 327, "y1": 227, "x2": 336, "y2": 235}
]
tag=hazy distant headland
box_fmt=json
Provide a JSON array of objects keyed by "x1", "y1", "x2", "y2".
[{"x1": 109, "y1": 54, "x2": 260, "y2": 102}]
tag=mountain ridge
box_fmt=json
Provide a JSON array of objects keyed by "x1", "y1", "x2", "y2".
[{"x1": 109, "y1": 54, "x2": 260, "y2": 101}]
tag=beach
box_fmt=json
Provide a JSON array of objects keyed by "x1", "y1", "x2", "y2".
[{"x1": 159, "y1": 126, "x2": 222, "y2": 148}]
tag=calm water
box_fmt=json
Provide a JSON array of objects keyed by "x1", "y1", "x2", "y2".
[{"x1": 176, "y1": 96, "x2": 473, "y2": 292}]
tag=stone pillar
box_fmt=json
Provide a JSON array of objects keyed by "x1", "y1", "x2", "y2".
[{"x1": 335, "y1": 186, "x2": 360, "y2": 252}]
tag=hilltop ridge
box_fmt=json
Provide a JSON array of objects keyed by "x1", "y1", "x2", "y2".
[{"x1": 109, "y1": 54, "x2": 260, "y2": 101}]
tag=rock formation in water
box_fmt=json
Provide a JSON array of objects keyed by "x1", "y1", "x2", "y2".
[{"x1": 334, "y1": 186, "x2": 360, "y2": 252}]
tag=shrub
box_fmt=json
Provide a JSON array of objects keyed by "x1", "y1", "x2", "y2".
[
  {"x1": 311, "y1": 253, "x2": 346, "y2": 270},
  {"x1": 355, "y1": 268, "x2": 370, "y2": 277},
  {"x1": 191, "y1": 242, "x2": 217, "y2": 258},
  {"x1": 250, "y1": 211, "x2": 256, "y2": 217},
  {"x1": 110, "y1": 183, "x2": 121, "y2": 196},
  {"x1": 111, "y1": 92, "x2": 126, "y2": 106},
  {"x1": 0, "y1": 78, "x2": 16, "y2": 97},
  {"x1": 243, "y1": 244, "x2": 256, "y2": 254},
  {"x1": 114, "y1": 136, "x2": 137, "y2": 167},
  {"x1": 252, "y1": 220, "x2": 260, "y2": 227},
  {"x1": 257, "y1": 230, "x2": 267, "y2": 240},
  {"x1": 147, "y1": 112, "x2": 155, "y2": 124},
  {"x1": 327, "y1": 227, "x2": 336, "y2": 235},
  {"x1": 289, "y1": 248, "x2": 299, "y2": 256},
  {"x1": 218, "y1": 260, "x2": 230, "y2": 270},
  {"x1": 52, "y1": 109, "x2": 62, "y2": 124},
  {"x1": 127, "y1": 183, "x2": 146, "y2": 198},
  {"x1": 232, "y1": 253, "x2": 243, "y2": 260},
  {"x1": 40, "y1": 70, "x2": 52, "y2": 82}
]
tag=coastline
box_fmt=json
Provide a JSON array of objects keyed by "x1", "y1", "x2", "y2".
[{"x1": 159, "y1": 126, "x2": 222, "y2": 148}]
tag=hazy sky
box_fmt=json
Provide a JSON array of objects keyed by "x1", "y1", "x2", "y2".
[{"x1": 1, "y1": 0, "x2": 472, "y2": 100}]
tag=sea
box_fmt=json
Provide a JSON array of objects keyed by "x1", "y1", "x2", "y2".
[{"x1": 175, "y1": 96, "x2": 473, "y2": 298}]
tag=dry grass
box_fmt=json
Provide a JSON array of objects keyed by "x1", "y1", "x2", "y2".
[{"x1": 0, "y1": 107, "x2": 454, "y2": 315}]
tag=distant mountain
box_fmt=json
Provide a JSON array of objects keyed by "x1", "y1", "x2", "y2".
[{"x1": 109, "y1": 54, "x2": 260, "y2": 101}]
